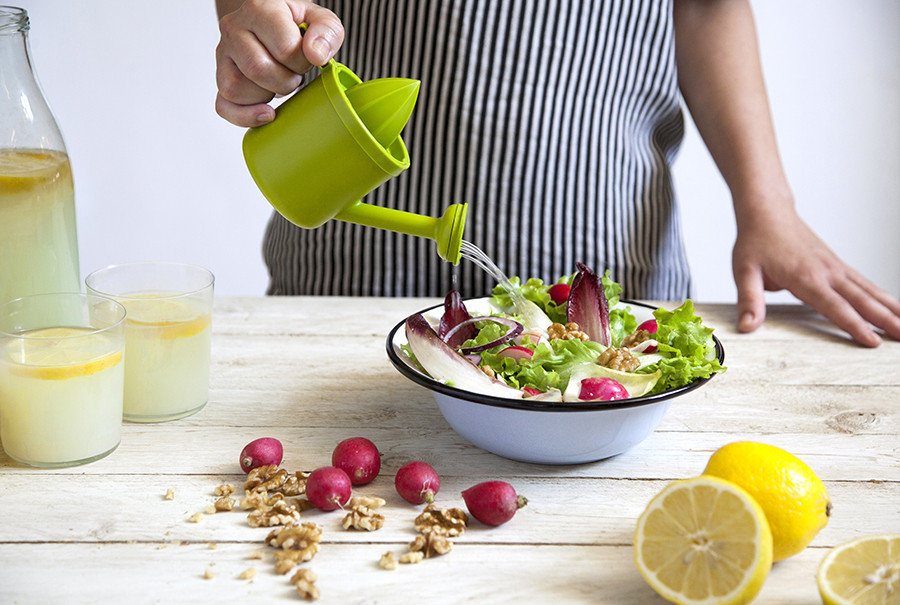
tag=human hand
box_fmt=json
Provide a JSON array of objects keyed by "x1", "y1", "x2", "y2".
[
  {"x1": 215, "y1": 0, "x2": 344, "y2": 127},
  {"x1": 732, "y1": 202, "x2": 900, "y2": 347}
]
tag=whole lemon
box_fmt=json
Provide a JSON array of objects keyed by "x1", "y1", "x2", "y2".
[{"x1": 703, "y1": 441, "x2": 832, "y2": 562}]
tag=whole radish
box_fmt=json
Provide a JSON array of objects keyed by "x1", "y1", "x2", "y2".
[
  {"x1": 395, "y1": 461, "x2": 440, "y2": 504},
  {"x1": 239, "y1": 437, "x2": 283, "y2": 473},
  {"x1": 332, "y1": 437, "x2": 381, "y2": 485},
  {"x1": 306, "y1": 466, "x2": 352, "y2": 511},
  {"x1": 461, "y1": 481, "x2": 528, "y2": 526}
]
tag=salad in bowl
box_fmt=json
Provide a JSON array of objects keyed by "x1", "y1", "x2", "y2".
[{"x1": 396, "y1": 263, "x2": 725, "y2": 405}]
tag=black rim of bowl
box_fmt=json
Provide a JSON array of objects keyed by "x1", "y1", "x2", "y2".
[{"x1": 386, "y1": 299, "x2": 725, "y2": 413}]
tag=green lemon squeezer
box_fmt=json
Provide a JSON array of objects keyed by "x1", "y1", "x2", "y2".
[{"x1": 242, "y1": 53, "x2": 467, "y2": 264}]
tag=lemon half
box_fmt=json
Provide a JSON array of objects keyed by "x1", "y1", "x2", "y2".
[
  {"x1": 4, "y1": 327, "x2": 122, "y2": 380},
  {"x1": 703, "y1": 441, "x2": 832, "y2": 561},
  {"x1": 817, "y1": 534, "x2": 900, "y2": 605},
  {"x1": 634, "y1": 475, "x2": 773, "y2": 605}
]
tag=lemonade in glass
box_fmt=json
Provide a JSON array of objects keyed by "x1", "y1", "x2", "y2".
[
  {"x1": 0, "y1": 293, "x2": 126, "y2": 467},
  {"x1": 86, "y1": 263, "x2": 214, "y2": 422},
  {"x1": 0, "y1": 149, "x2": 80, "y2": 305}
]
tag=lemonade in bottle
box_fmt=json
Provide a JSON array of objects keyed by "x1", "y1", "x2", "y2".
[
  {"x1": 0, "y1": 293, "x2": 126, "y2": 468},
  {"x1": 0, "y1": 149, "x2": 80, "y2": 304},
  {"x1": 1, "y1": 7, "x2": 80, "y2": 305},
  {"x1": 86, "y1": 263, "x2": 215, "y2": 423}
]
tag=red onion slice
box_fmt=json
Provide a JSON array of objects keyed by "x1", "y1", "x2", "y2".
[{"x1": 443, "y1": 316, "x2": 524, "y2": 354}]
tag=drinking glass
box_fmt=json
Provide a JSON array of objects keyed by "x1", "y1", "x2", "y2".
[
  {"x1": 0, "y1": 293, "x2": 126, "y2": 467},
  {"x1": 85, "y1": 262, "x2": 214, "y2": 423}
]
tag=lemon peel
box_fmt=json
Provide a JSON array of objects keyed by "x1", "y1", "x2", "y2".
[
  {"x1": 4, "y1": 327, "x2": 123, "y2": 380},
  {"x1": 703, "y1": 441, "x2": 832, "y2": 561}
]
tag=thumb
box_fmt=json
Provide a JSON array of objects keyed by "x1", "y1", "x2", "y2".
[{"x1": 733, "y1": 261, "x2": 766, "y2": 333}]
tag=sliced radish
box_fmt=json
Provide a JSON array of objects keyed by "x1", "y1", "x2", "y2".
[
  {"x1": 637, "y1": 319, "x2": 658, "y2": 334},
  {"x1": 630, "y1": 339, "x2": 659, "y2": 354},
  {"x1": 578, "y1": 377, "x2": 628, "y2": 401},
  {"x1": 498, "y1": 345, "x2": 534, "y2": 361},
  {"x1": 522, "y1": 387, "x2": 543, "y2": 397}
]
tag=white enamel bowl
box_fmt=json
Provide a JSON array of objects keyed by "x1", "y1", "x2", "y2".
[{"x1": 386, "y1": 298, "x2": 724, "y2": 465}]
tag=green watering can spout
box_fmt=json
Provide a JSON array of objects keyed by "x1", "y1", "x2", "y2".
[
  {"x1": 336, "y1": 202, "x2": 468, "y2": 265},
  {"x1": 345, "y1": 78, "x2": 420, "y2": 149}
]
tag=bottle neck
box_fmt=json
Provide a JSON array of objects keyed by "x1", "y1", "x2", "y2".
[{"x1": 0, "y1": 7, "x2": 65, "y2": 151}]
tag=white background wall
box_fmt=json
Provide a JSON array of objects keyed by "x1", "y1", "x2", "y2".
[{"x1": 14, "y1": 1, "x2": 900, "y2": 305}]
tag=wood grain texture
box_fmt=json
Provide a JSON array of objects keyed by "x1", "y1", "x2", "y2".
[{"x1": 1, "y1": 297, "x2": 897, "y2": 604}]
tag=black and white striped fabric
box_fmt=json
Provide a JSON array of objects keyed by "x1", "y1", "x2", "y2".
[{"x1": 263, "y1": 0, "x2": 691, "y2": 299}]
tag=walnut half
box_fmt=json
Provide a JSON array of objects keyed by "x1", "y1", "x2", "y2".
[
  {"x1": 409, "y1": 532, "x2": 453, "y2": 558},
  {"x1": 414, "y1": 505, "x2": 469, "y2": 536}
]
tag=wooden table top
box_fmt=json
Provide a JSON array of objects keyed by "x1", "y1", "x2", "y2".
[{"x1": 1, "y1": 296, "x2": 897, "y2": 604}]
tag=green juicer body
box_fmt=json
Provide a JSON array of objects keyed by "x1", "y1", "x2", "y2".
[{"x1": 242, "y1": 60, "x2": 466, "y2": 264}]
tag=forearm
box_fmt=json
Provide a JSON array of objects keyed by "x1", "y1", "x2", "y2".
[{"x1": 673, "y1": 0, "x2": 791, "y2": 224}]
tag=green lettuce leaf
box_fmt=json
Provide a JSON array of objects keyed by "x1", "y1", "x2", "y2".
[{"x1": 637, "y1": 300, "x2": 725, "y2": 394}]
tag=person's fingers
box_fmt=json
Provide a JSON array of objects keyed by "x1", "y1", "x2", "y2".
[
  {"x1": 835, "y1": 274, "x2": 900, "y2": 342},
  {"x1": 733, "y1": 255, "x2": 767, "y2": 333},
  {"x1": 215, "y1": 91, "x2": 276, "y2": 127},
  {"x1": 245, "y1": 1, "x2": 343, "y2": 72},
  {"x1": 293, "y1": 3, "x2": 344, "y2": 66},
  {"x1": 217, "y1": 11, "x2": 304, "y2": 102},
  {"x1": 797, "y1": 281, "x2": 882, "y2": 348}
]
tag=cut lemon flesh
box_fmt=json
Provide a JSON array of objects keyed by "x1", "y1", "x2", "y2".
[
  {"x1": 634, "y1": 476, "x2": 773, "y2": 605},
  {"x1": 121, "y1": 294, "x2": 210, "y2": 339},
  {"x1": 4, "y1": 327, "x2": 122, "y2": 380},
  {"x1": 817, "y1": 534, "x2": 900, "y2": 605}
]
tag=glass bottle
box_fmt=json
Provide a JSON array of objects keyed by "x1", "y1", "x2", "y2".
[{"x1": 0, "y1": 6, "x2": 80, "y2": 305}]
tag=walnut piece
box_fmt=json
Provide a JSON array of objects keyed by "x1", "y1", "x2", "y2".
[
  {"x1": 379, "y1": 551, "x2": 398, "y2": 570},
  {"x1": 165, "y1": 489, "x2": 175, "y2": 501},
  {"x1": 548, "y1": 322, "x2": 590, "y2": 341},
  {"x1": 214, "y1": 496, "x2": 236, "y2": 512},
  {"x1": 238, "y1": 567, "x2": 257, "y2": 581},
  {"x1": 348, "y1": 495, "x2": 386, "y2": 511},
  {"x1": 597, "y1": 347, "x2": 640, "y2": 372},
  {"x1": 281, "y1": 471, "x2": 310, "y2": 497},
  {"x1": 214, "y1": 483, "x2": 235, "y2": 497},
  {"x1": 342, "y1": 496, "x2": 387, "y2": 531},
  {"x1": 342, "y1": 508, "x2": 385, "y2": 531},
  {"x1": 247, "y1": 498, "x2": 301, "y2": 527},
  {"x1": 414, "y1": 505, "x2": 469, "y2": 536},
  {"x1": 202, "y1": 567, "x2": 215, "y2": 580},
  {"x1": 188, "y1": 512, "x2": 204, "y2": 523},
  {"x1": 398, "y1": 551, "x2": 425, "y2": 564},
  {"x1": 622, "y1": 329, "x2": 651, "y2": 348},
  {"x1": 244, "y1": 465, "x2": 288, "y2": 494},
  {"x1": 409, "y1": 532, "x2": 453, "y2": 558},
  {"x1": 274, "y1": 559, "x2": 296, "y2": 575},
  {"x1": 266, "y1": 523, "x2": 322, "y2": 564},
  {"x1": 290, "y1": 568, "x2": 319, "y2": 600}
]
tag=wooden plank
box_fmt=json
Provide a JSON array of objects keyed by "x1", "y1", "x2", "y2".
[
  {"x1": 0, "y1": 474, "x2": 895, "y2": 548},
  {"x1": 2, "y1": 426, "x2": 898, "y2": 482},
  {"x1": 0, "y1": 542, "x2": 831, "y2": 604}
]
